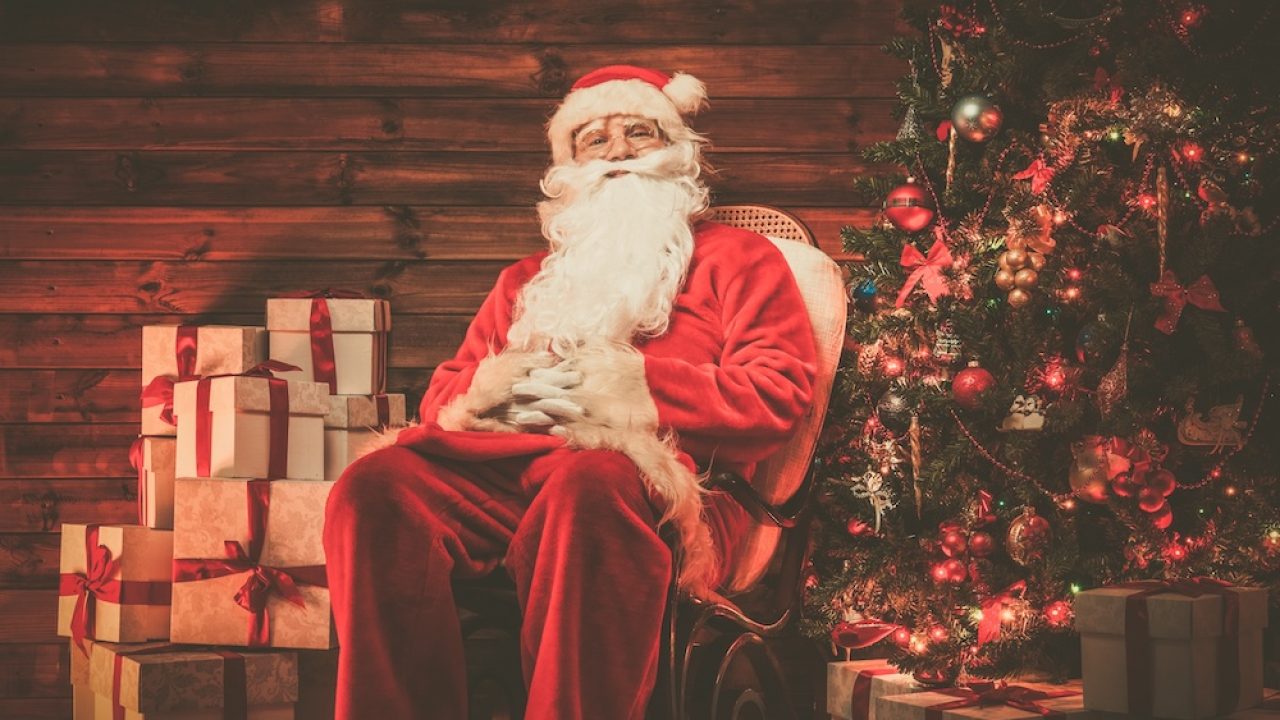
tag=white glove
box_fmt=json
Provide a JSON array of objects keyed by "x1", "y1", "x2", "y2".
[{"x1": 505, "y1": 359, "x2": 586, "y2": 430}]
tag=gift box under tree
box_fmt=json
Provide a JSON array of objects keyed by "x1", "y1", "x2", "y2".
[
  {"x1": 57, "y1": 524, "x2": 173, "y2": 649},
  {"x1": 267, "y1": 295, "x2": 390, "y2": 396},
  {"x1": 141, "y1": 325, "x2": 267, "y2": 436},
  {"x1": 323, "y1": 393, "x2": 406, "y2": 482},
  {"x1": 1075, "y1": 580, "x2": 1269, "y2": 719},
  {"x1": 874, "y1": 680, "x2": 1086, "y2": 720},
  {"x1": 173, "y1": 365, "x2": 329, "y2": 481},
  {"x1": 170, "y1": 477, "x2": 335, "y2": 649},
  {"x1": 828, "y1": 659, "x2": 928, "y2": 720}
]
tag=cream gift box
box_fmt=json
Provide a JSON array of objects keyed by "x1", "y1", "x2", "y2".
[
  {"x1": 174, "y1": 375, "x2": 329, "y2": 481},
  {"x1": 874, "y1": 681, "x2": 1086, "y2": 720},
  {"x1": 170, "y1": 478, "x2": 336, "y2": 649},
  {"x1": 323, "y1": 393, "x2": 406, "y2": 482},
  {"x1": 57, "y1": 524, "x2": 172, "y2": 645},
  {"x1": 828, "y1": 660, "x2": 926, "y2": 720},
  {"x1": 267, "y1": 297, "x2": 390, "y2": 396},
  {"x1": 138, "y1": 437, "x2": 176, "y2": 529},
  {"x1": 141, "y1": 325, "x2": 267, "y2": 436},
  {"x1": 1075, "y1": 583, "x2": 1268, "y2": 719},
  {"x1": 88, "y1": 640, "x2": 297, "y2": 719}
]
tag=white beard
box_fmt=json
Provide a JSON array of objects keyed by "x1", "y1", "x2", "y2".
[{"x1": 505, "y1": 141, "x2": 709, "y2": 356}]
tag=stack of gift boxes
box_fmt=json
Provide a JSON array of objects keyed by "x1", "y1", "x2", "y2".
[
  {"x1": 827, "y1": 581, "x2": 1272, "y2": 720},
  {"x1": 58, "y1": 294, "x2": 404, "y2": 719}
]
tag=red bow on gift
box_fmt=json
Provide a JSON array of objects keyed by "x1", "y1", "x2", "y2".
[
  {"x1": 896, "y1": 240, "x2": 953, "y2": 307},
  {"x1": 64, "y1": 534, "x2": 120, "y2": 654},
  {"x1": 1013, "y1": 157, "x2": 1055, "y2": 195},
  {"x1": 925, "y1": 682, "x2": 1080, "y2": 719},
  {"x1": 139, "y1": 327, "x2": 200, "y2": 426},
  {"x1": 1150, "y1": 271, "x2": 1225, "y2": 334}
]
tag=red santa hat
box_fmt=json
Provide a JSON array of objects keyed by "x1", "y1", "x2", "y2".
[{"x1": 547, "y1": 65, "x2": 707, "y2": 165}]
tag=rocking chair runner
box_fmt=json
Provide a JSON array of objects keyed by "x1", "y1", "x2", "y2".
[{"x1": 457, "y1": 205, "x2": 848, "y2": 720}]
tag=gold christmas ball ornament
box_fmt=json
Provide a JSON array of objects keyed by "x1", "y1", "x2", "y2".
[
  {"x1": 995, "y1": 269, "x2": 1017, "y2": 290},
  {"x1": 1028, "y1": 251, "x2": 1047, "y2": 271},
  {"x1": 1007, "y1": 288, "x2": 1032, "y2": 308},
  {"x1": 1014, "y1": 268, "x2": 1039, "y2": 290},
  {"x1": 1004, "y1": 248, "x2": 1029, "y2": 269},
  {"x1": 1006, "y1": 507, "x2": 1052, "y2": 566}
]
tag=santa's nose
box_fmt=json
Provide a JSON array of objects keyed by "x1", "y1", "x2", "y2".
[{"x1": 604, "y1": 135, "x2": 637, "y2": 161}]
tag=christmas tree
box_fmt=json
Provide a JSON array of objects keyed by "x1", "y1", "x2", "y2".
[{"x1": 802, "y1": 0, "x2": 1279, "y2": 682}]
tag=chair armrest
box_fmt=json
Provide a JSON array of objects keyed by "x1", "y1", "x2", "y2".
[{"x1": 706, "y1": 469, "x2": 816, "y2": 528}]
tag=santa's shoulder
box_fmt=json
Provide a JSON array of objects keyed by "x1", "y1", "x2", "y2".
[
  {"x1": 691, "y1": 220, "x2": 790, "y2": 267},
  {"x1": 500, "y1": 250, "x2": 551, "y2": 286}
]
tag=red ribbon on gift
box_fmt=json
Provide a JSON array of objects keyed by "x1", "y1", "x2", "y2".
[
  {"x1": 128, "y1": 437, "x2": 146, "y2": 525},
  {"x1": 850, "y1": 666, "x2": 898, "y2": 720},
  {"x1": 194, "y1": 360, "x2": 299, "y2": 480},
  {"x1": 171, "y1": 480, "x2": 328, "y2": 647},
  {"x1": 283, "y1": 289, "x2": 374, "y2": 394},
  {"x1": 1149, "y1": 271, "x2": 1226, "y2": 334},
  {"x1": 139, "y1": 327, "x2": 200, "y2": 426},
  {"x1": 924, "y1": 681, "x2": 1080, "y2": 720},
  {"x1": 58, "y1": 525, "x2": 172, "y2": 655},
  {"x1": 374, "y1": 393, "x2": 391, "y2": 427},
  {"x1": 896, "y1": 240, "x2": 953, "y2": 307},
  {"x1": 1116, "y1": 578, "x2": 1242, "y2": 717}
]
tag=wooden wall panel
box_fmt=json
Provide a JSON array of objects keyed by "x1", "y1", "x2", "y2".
[{"x1": 0, "y1": 0, "x2": 904, "y2": 708}]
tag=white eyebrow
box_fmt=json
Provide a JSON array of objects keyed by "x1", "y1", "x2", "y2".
[{"x1": 573, "y1": 119, "x2": 607, "y2": 141}]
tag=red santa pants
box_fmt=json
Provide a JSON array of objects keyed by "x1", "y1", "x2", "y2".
[{"x1": 323, "y1": 444, "x2": 675, "y2": 720}]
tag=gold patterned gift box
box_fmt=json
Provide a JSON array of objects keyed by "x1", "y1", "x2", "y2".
[
  {"x1": 170, "y1": 478, "x2": 336, "y2": 649},
  {"x1": 173, "y1": 374, "x2": 329, "y2": 481},
  {"x1": 1075, "y1": 582, "x2": 1268, "y2": 719},
  {"x1": 141, "y1": 325, "x2": 267, "y2": 436},
  {"x1": 267, "y1": 296, "x2": 390, "y2": 396},
  {"x1": 87, "y1": 640, "x2": 296, "y2": 719},
  {"x1": 57, "y1": 524, "x2": 173, "y2": 647},
  {"x1": 323, "y1": 393, "x2": 407, "y2": 482}
]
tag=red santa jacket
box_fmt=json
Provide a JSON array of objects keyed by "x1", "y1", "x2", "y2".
[{"x1": 410, "y1": 220, "x2": 818, "y2": 485}]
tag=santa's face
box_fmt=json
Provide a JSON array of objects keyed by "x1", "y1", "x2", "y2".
[{"x1": 504, "y1": 115, "x2": 709, "y2": 356}]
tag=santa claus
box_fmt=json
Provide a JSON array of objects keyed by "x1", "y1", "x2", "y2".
[{"x1": 324, "y1": 65, "x2": 818, "y2": 719}]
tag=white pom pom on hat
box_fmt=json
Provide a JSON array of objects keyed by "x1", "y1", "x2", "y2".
[{"x1": 546, "y1": 65, "x2": 707, "y2": 165}]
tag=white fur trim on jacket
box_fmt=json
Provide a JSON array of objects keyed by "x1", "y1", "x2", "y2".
[{"x1": 547, "y1": 73, "x2": 708, "y2": 166}]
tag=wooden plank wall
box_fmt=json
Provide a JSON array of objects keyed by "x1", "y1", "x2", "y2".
[{"x1": 0, "y1": 1, "x2": 904, "y2": 714}]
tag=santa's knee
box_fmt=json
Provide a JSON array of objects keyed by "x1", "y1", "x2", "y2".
[
  {"x1": 539, "y1": 449, "x2": 654, "y2": 524},
  {"x1": 324, "y1": 445, "x2": 422, "y2": 539}
]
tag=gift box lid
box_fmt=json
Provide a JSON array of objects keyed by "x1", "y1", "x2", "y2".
[
  {"x1": 89, "y1": 641, "x2": 298, "y2": 713},
  {"x1": 173, "y1": 375, "x2": 329, "y2": 417},
  {"x1": 267, "y1": 297, "x2": 391, "y2": 333},
  {"x1": 1074, "y1": 585, "x2": 1269, "y2": 639},
  {"x1": 324, "y1": 393, "x2": 407, "y2": 429},
  {"x1": 142, "y1": 325, "x2": 266, "y2": 377}
]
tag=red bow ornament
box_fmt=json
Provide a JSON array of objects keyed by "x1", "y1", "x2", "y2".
[
  {"x1": 1150, "y1": 271, "x2": 1226, "y2": 334},
  {"x1": 1013, "y1": 157, "x2": 1055, "y2": 195},
  {"x1": 896, "y1": 240, "x2": 953, "y2": 307}
]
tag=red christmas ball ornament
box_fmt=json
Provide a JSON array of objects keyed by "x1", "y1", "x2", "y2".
[
  {"x1": 952, "y1": 361, "x2": 996, "y2": 410},
  {"x1": 1146, "y1": 469, "x2": 1177, "y2": 497},
  {"x1": 1006, "y1": 507, "x2": 1052, "y2": 566},
  {"x1": 884, "y1": 178, "x2": 936, "y2": 233},
  {"x1": 1138, "y1": 486, "x2": 1168, "y2": 513},
  {"x1": 1044, "y1": 600, "x2": 1073, "y2": 627},
  {"x1": 1150, "y1": 503, "x2": 1174, "y2": 530},
  {"x1": 940, "y1": 527, "x2": 968, "y2": 558},
  {"x1": 969, "y1": 531, "x2": 995, "y2": 557},
  {"x1": 943, "y1": 558, "x2": 968, "y2": 583},
  {"x1": 931, "y1": 562, "x2": 951, "y2": 584}
]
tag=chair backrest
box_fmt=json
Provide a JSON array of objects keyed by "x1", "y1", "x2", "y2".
[{"x1": 709, "y1": 205, "x2": 848, "y2": 593}]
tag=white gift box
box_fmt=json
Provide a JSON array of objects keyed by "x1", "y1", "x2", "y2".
[
  {"x1": 139, "y1": 437, "x2": 176, "y2": 529},
  {"x1": 141, "y1": 325, "x2": 266, "y2": 436},
  {"x1": 174, "y1": 376, "x2": 329, "y2": 481},
  {"x1": 267, "y1": 298, "x2": 390, "y2": 396},
  {"x1": 828, "y1": 660, "x2": 925, "y2": 720},
  {"x1": 1075, "y1": 584, "x2": 1268, "y2": 719},
  {"x1": 323, "y1": 394, "x2": 406, "y2": 482},
  {"x1": 874, "y1": 682, "x2": 1087, "y2": 720},
  {"x1": 57, "y1": 524, "x2": 173, "y2": 645}
]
